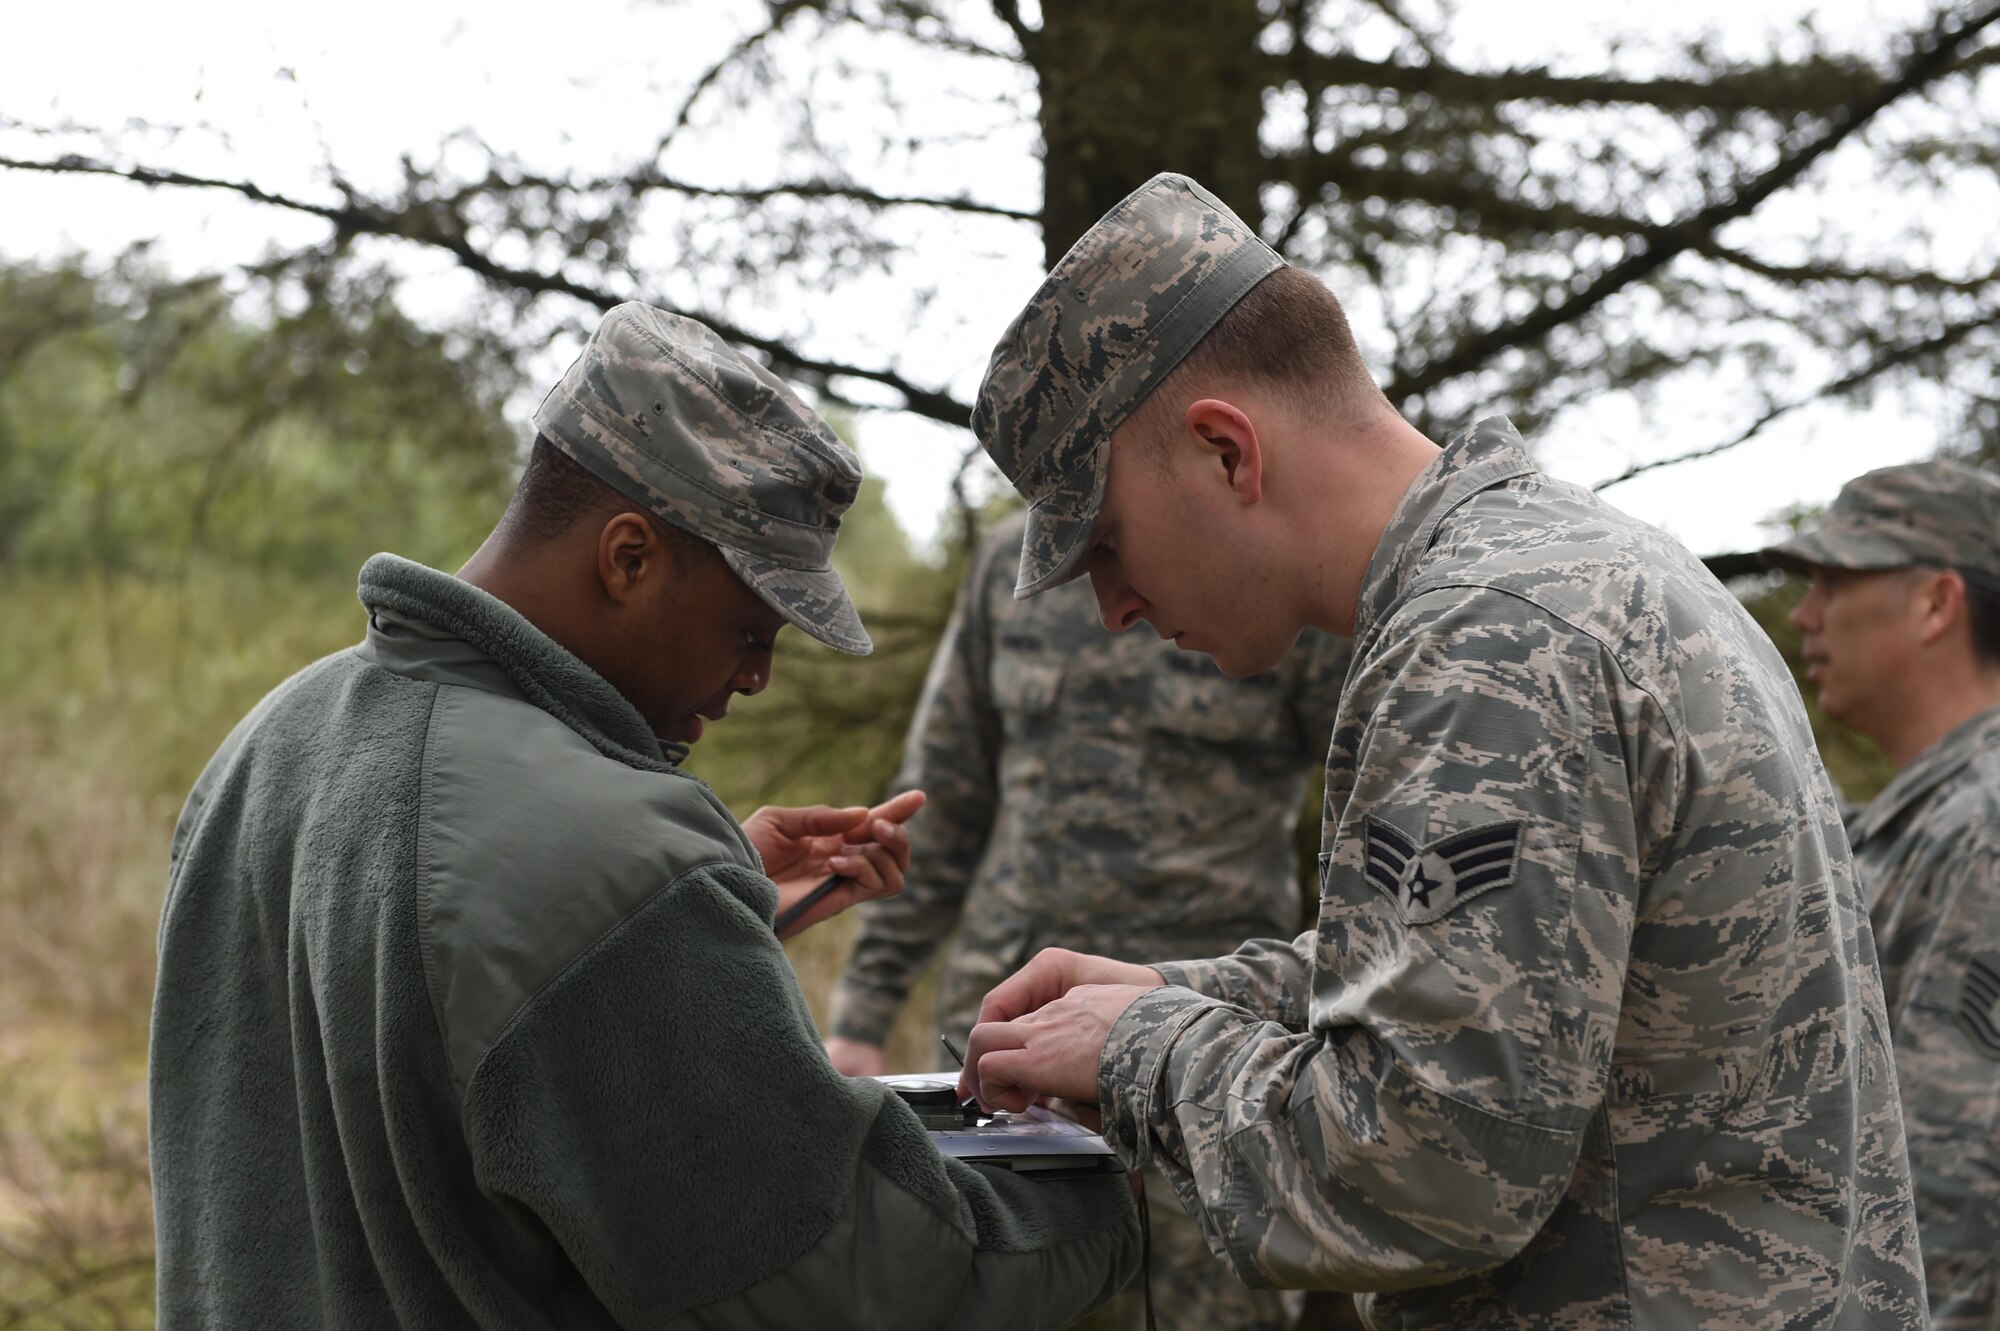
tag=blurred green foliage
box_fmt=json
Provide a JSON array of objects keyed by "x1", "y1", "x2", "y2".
[{"x1": 0, "y1": 260, "x2": 521, "y2": 578}]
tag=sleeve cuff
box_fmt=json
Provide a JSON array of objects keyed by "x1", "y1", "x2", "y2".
[
  {"x1": 1096, "y1": 986, "x2": 1215, "y2": 1171},
  {"x1": 1149, "y1": 960, "x2": 1207, "y2": 994}
]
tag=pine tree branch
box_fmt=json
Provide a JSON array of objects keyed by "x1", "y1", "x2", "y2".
[
  {"x1": 1696, "y1": 241, "x2": 2000, "y2": 295},
  {"x1": 1357, "y1": 0, "x2": 1444, "y2": 63},
  {"x1": 1285, "y1": 35, "x2": 1995, "y2": 116},
  {"x1": 653, "y1": 0, "x2": 819, "y2": 162},
  {"x1": 1594, "y1": 307, "x2": 2000, "y2": 492},
  {"x1": 460, "y1": 166, "x2": 1037, "y2": 222},
  {"x1": 631, "y1": 173, "x2": 1038, "y2": 220},
  {"x1": 1381, "y1": 2, "x2": 2000, "y2": 404},
  {"x1": 855, "y1": 2, "x2": 1019, "y2": 61},
  {"x1": 1271, "y1": 151, "x2": 1654, "y2": 245},
  {"x1": 989, "y1": 0, "x2": 1039, "y2": 56},
  {"x1": 0, "y1": 155, "x2": 349, "y2": 224},
  {"x1": 0, "y1": 153, "x2": 976, "y2": 428}
]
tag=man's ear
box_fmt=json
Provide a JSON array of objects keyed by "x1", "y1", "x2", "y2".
[
  {"x1": 1914, "y1": 567, "x2": 1967, "y2": 647},
  {"x1": 595, "y1": 512, "x2": 658, "y2": 606},
  {"x1": 1184, "y1": 398, "x2": 1262, "y2": 505}
]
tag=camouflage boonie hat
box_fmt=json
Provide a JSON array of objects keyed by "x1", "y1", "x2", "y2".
[
  {"x1": 533, "y1": 303, "x2": 871, "y2": 654},
  {"x1": 973, "y1": 173, "x2": 1284, "y2": 598},
  {"x1": 1762, "y1": 458, "x2": 2000, "y2": 588}
]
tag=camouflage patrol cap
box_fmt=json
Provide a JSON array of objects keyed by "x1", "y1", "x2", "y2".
[
  {"x1": 532, "y1": 303, "x2": 871, "y2": 654},
  {"x1": 1762, "y1": 458, "x2": 2000, "y2": 588},
  {"x1": 973, "y1": 173, "x2": 1285, "y2": 598}
]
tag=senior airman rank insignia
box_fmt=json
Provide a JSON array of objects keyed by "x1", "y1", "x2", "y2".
[
  {"x1": 1956, "y1": 953, "x2": 2000, "y2": 1060},
  {"x1": 1363, "y1": 817, "x2": 1522, "y2": 925}
]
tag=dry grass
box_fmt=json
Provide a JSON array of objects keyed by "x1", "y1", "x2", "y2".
[
  {"x1": 0, "y1": 574, "x2": 363, "y2": 1037},
  {"x1": 0, "y1": 571, "x2": 366, "y2": 1328},
  {"x1": 0, "y1": 1040, "x2": 154, "y2": 1329}
]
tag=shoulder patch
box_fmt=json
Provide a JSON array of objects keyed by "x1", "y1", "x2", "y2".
[
  {"x1": 1363, "y1": 817, "x2": 1523, "y2": 925},
  {"x1": 1956, "y1": 953, "x2": 2000, "y2": 1061},
  {"x1": 419, "y1": 685, "x2": 756, "y2": 1093}
]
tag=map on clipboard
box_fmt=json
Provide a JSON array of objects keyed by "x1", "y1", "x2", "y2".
[{"x1": 875, "y1": 1071, "x2": 1124, "y2": 1176}]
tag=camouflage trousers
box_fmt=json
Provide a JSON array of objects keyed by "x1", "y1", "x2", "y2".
[{"x1": 1069, "y1": 1167, "x2": 1299, "y2": 1331}]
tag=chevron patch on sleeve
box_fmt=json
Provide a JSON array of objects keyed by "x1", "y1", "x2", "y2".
[
  {"x1": 1957, "y1": 953, "x2": 2000, "y2": 1061},
  {"x1": 1362, "y1": 817, "x2": 1524, "y2": 925}
]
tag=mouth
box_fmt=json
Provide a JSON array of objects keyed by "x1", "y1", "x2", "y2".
[{"x1": 674, "y1": 707, "x2": 730, "y2": 745}]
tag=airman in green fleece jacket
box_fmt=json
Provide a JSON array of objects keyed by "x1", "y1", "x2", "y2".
[{"x1": 149, "y1": 304, "x2": 1141, "y2": 1330}]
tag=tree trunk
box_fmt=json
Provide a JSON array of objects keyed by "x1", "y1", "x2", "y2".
[{"x1": 1033, "y1": 0, "x2": 1270, "y2": 266}]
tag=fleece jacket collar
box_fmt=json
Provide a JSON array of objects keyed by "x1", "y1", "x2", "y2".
[{"x1": 355, "y1": 552, "x2": 689, "y2": 769}]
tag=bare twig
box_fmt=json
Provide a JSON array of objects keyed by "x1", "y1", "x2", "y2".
[
  {"x1": 483, "y1": 166, "x2": 1038, "y2": 222},
  {"x1": 1287, "y1": 36, "x2": 1996, "y2": 116},
  {"x1": 0, "y1": 154, "x2": 976, "y2": 428},
  {"x1": 1383, "y1": 2, "x2": 2000, "y2": 403},
  {"x1": 989, "y1": 0, "x2": 1039, "y2": 55},
  {"x1": 653, "y1": 0, "x2": 819, "y2": 162},
  {"x1": 1697, "y1": 240, "x2": 2000, "y2": 295},
  {"x1": 1595, "y1": 308, "x2": 2000, "y2": 491}
]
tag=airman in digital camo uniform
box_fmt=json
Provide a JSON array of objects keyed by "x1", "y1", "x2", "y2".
[
  {"x1": 1768, "y1": 460, "x2": 2000, "y2": 1329},
  {"x1": 957, "y1": 174, "x2": 1926, "y2": 1327}
]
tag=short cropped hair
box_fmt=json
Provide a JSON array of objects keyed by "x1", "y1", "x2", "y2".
[
  {"x1": 1963, "y1": 570, "x2": 2000, "y2": 668},
  {"x1": 1903, "y1": 563, "x2": 2000, "y2": 670},
  {"x1": 502, "y1": 435, "x2": 715, "y2": 569},
  {"x1": 1126, "y1": 265, "x2": 1384, "y2": 452}
]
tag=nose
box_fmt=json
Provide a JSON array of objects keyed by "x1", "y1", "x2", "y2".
[
  {"x1": 1088, "y1": 562, "x2": 1147, "y2": 634},
  {"x1": 734, "y1": 650, "x2": 772, "y2": 697},
  {"x1": 1790, "y1": 580, "x2": 1823, "y2": 634}
]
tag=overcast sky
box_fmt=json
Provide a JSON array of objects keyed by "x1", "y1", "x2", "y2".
[{"x1": 1, "y1": 0, "x2": 1985, "y2": 557}]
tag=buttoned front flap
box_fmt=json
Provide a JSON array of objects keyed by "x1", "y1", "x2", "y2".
[{"x1": 1146, "y1": 651, "x2": 1289, "y2": 747}]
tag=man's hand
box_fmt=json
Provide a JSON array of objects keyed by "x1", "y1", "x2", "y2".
[
  {"x1": 975, "y1": 947, "x2": 1165, "y2": 1028},
  {"x1": 958, "y1": 982, "x2": 1158, "y2": 1113},
  {"x1": 824, "y1": 1037, "x2": 888, "y2": 1078},
  {"x1": 745, "y1": 789, "x2": 926, "y2": 939}
]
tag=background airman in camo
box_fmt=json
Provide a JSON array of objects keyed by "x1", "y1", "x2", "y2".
[
  {"x1": 954, "y1": 172, "x2": 1927, "y2": 1327},
  {"x1": 1765, "y1": 459, "x2": 2000, "y2": 1329},
  {"x1": 824, "y1": 507, "x2": 1351, "y2": 1331}
]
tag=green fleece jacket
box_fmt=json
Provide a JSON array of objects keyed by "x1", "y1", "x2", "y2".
[{"x1": 150, "y1": 553, "x2": 1139, "y2": 1330}]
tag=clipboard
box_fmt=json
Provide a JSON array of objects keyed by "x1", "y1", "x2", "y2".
[{"x1": 875, "y1": 1071, "x2": 1124, "y2": 1176}]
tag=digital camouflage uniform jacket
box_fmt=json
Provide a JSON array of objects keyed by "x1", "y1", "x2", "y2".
[
  {"x1": 1851, "y1": 704, "x2": 2000, "y2": 1330},
  {"x1": 150, "y1": 555, "x2": 1138, "y2": 1331},
  {"x1": 1096, "y1": 419, "x2": 1926, "y2": 1327},
  {"x1": 828, "y1": 511, "x2": 1352, "y2": 1051}
]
